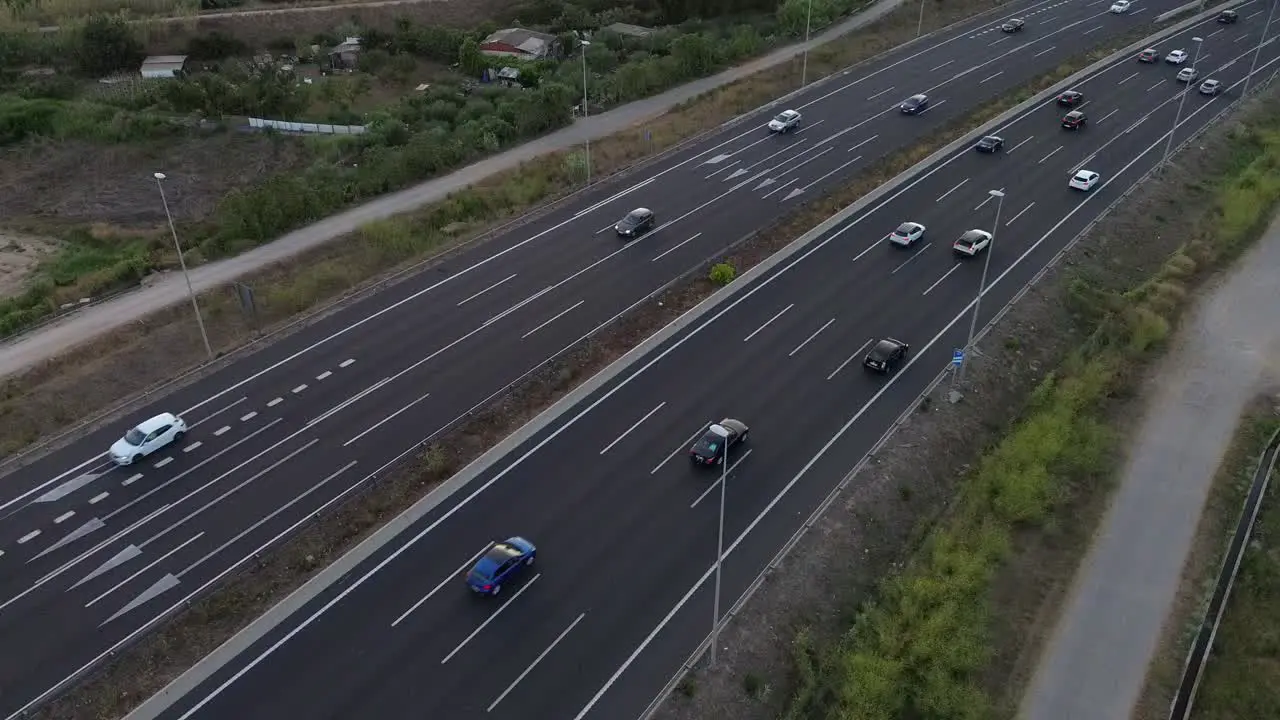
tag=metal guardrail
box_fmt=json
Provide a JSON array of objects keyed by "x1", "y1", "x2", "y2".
[{"x1": 1167, "y1": 425, "x2": 1280, "y2": 720}]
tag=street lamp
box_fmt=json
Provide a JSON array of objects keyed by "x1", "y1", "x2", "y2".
[
  {"x1": 1242, "y1": 0, "x2": 1277, "y2": 97},
  {"x1": 580, "y1": 39, "x2": 592, "y2": 186},
  {"x1": 709, "y1": 435, "x2": 729, "y2": 667},
  {"x1": 917, "y1": 0, "x2": 927, "y2": 37},
  {"x1": 153, "y1": 172, "x2": 212, "y2": 361},
  {"x1": 1162, "y1": 36, "x2": 1203, "y2": 168},
  {"x1": 960, "y1": 189, "x2": 1004, "y2": 383},
  {"x1": 801, "y1": 0, "x2": 814, "y2": 86}
]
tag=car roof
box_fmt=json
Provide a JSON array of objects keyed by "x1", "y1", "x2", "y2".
[
  {"x1": 629, "y1": 207, "x2": 651, "y2": 215},
  {"x1": 135, "y1": 413, "x2": 177, "y2": 432},
  {"x1": 961, "y1": 229, "x2": 990, "y2": 239},
  {"x1": 1075, "y1": 169, "x2": 1097, "y2": 178},
  {"x1": 778, "y1": 109, "x2": 799, "y2": 117},
  {"x1": 908, "y1": 93, "x2": 926, "y2": 100}
]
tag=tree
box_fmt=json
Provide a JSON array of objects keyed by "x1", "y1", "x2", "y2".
[
  {"x1": 76, "y1": 15, "x2": 144, "y2": 77},
  {"x1": 457, "y1": 37, "x2": 486, "y2": 77}
]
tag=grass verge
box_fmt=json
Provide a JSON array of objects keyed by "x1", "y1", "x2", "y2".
[
  {"x1": 1131, "y1": 402, "x2": 1280, "y2": 720},
  {"x1": 30, "y1": 37, "x2": 1135, "y2": 720},
  {"x1": 773, "y1": 95, "x2": 1280, "y2": 719}
]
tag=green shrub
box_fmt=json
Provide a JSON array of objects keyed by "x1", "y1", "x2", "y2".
[{"x1": 709, "y1": 262, "x2": 736, "y2": 285}]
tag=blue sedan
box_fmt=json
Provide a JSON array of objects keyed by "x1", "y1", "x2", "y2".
[{"x1": 466, "y1": 537, "x2": 537, "y2": 596}]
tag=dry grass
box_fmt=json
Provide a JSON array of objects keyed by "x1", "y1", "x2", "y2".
[{"x1": 27, "y1": 32, "x2": 1108, "y2": 720}]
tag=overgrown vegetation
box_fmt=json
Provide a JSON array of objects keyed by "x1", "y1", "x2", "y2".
[{"x1": 779, "y1": 114, "x2": 1280, "y2": 720}]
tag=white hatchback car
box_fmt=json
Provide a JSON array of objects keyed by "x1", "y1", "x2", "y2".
[
  {"x1": 1165, "y1": 49, "x2": 1188, "y2": 64},
  {"x1": 1110, "y1": 0, "x2": 1131, "y2": 13},
  {"x1": 1069, "y1": 169, "x2": 1101, "y2": 191},
  {"x1": 1176, "y1": 67, "x2": 1199, "y2": 83},
  {"x1": 889, "y1": 221, "x2": 926, "y2": 247},
  {"x1": 953, "y1": 229, "x2": 993, "y2": 256},
  {"x1": 110, "y1": 412, "x2": 188, "y2": 466},
  {"x1": 767, "y1": 109, "x2": 802, "y2": 133}
]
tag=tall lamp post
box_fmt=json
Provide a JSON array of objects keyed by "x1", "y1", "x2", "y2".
[
  {"x1": 1242, "y1": 0, "x2": 1278, "y2": 97},
  {"x1": 960, "y1": 189, "x2": 1004, "y2": 383},
  {"x1": 1163, "y1": 36, "x2": 1203, "y2": 168},
  {"x1": 917, "y1": 0, "x2": 927, "y2": 37},
  {"x1": 153, "y1": 172, "x2": 212, "y2": 361},
  {"x1": 709, "y1": 435, "x2": 730, "y2": 667},
  {"x1": 580, "y1": 39, "x2": 592, "y2": 185},
  {"x1": 801, "y1": 0, "x2": 814, "y2": 86}
]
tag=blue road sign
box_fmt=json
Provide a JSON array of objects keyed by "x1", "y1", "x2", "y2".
[{"x1": 952, "y1": 349, "x2": 964, "y2": 366}]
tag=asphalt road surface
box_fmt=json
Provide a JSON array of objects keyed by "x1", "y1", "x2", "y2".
[
  {"x1": 0, "y1": 1, "x2": 1260, "y2": 717},
  {"x1": 107, "y1": 8, "x2": 1280, "y2": 720}
]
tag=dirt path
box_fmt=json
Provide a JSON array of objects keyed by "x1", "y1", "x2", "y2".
[{"x1": 1018, "y1": 210, "x2": 1280, "y2": 719}]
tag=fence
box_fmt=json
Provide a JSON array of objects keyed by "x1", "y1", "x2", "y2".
[{"x1": 247, "y1": 117, "x2": 367, "y2": 134}]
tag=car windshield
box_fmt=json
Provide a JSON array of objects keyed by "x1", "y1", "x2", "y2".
[
  {"x1": 694, "y1": 433, "x2": 722, "y2": 455},
  {"x1": 956, "y1": 237, "x2": 975, "y2": 248},
  {"x1": 123, "y1": 427, "x2": 147, "y2": 446},
  {"x1": 869, "y1": 343, "x2": 892, "y2": 360},
  {"x1": 620, "y1": 212, "x2": 644, "y2": 226},
  {"x1": 774, "y1": 112, "x2": 792, "y2": 122},
  {"x1": 1075, "y1": 173, "x2": 1091, "y2": 181},
  {"x1": 894, "y1": 223, "x2": 915, "y2": 235},
  {"x1": 904, "y1": 97, "x2": 920, "y2": 106}
]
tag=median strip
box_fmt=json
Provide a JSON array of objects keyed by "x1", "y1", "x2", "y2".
[{"x1": 31, "y1": 30, "x2": 1172, "y2": 720}]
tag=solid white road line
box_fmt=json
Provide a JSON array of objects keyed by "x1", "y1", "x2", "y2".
[
  {"x1": 705, "y1": 160, "x2": 740, "y2": 179},
  {"x1": 600, "y1": 403, "x2": 666, "y2": 456},
  {"x1": 1083, "y1": 24, "x2": 1103, "y2": 34},
  {"x1": 1038, "y1": 146, "x2": 1063, "y2": 164},
  {"x1": 1098, "y1": 108, "x2": 1119, "y2": 124},
  {"x1": 652, "y1": 426, "x2": 710, "y2": 475},
  {"x1": 85, "y1": 533, "x2": 203, "y2": 608},
  {"x1": 1007, "y1": 135, "x2": 1035, "y2": 154},
  {"x1": 827, "y1": 338, "x2": 874, "y2": 381},
  {"x1": 485, "y1": 286, "x2": 553, "y2": 327},
  {"x1": 690, "y1": 450, "x2": 753, "y2": 509},
  {"x1": 892, "y1": 242, "x2": 932, "y2": 274},
  {"x1": 789, "y1": 319, "x2": 835, "y2": 357},
  {"x1": 936, "y1": 178, "x2": 970, "y2": 203},
  {"x1": 306, "y1": 378, "x2": 391, "y2": 427},
  {"x1": 742, "y1": 304, "x2": 794, "y2": 342},
  {"x1": 392, "y1": 545, "x2": 490, "y2": 627},
  {"x1": 974, "y1": 186, "x2": 1006, "y2": 211},
  {"x1": 458, "y1": 274, "x2": 518, "y2": 306},
  {"x1": 762, "y1": 177, "x2": 801, "y2": 199},
  {"x1": 187, "y1": 398, "x2": 248, "y2": 430},
  {"x1": 848, "y1": 134, "x2": 878, "y2": 152},
  {"x1": 923, "y1": 264, "x2": 962, "y2": 296},
  {"x1": 651, "y1": 233, "x2": 703, "y2": 262},
  {"x1": 1118, "y1": 70, "x2": 1139, "y2": 85},
  {"x1": 866, "y1": 86, "x2": 896, "y2": 100},
  {"x1": 1147, "y1": 79, "x2": 1165, "y2": 92},
  {"x1": 931, "y1": 60, "x2": 954, "y2": 71},
  {"x1": 795, "y1": 155, "x2": 863, "y2": 195},
  {"x1": 1007, "y1": 201, "x2": 1036, "y2": 226},
  {"x1": 1034, "y1": 45, "x2": 1057, "y2": 57},
  {"x1": 521, "y1": 301, "x2": 585, "y2": 339},
  {"x1": 487, "y1": 612, "x2": 586, "y2": 712},
  {"x1": 343, "y1": 391, "x2": 432, "y2": 447},
  {"x1": 980, "y1": 70, "x2": 1004, "y2": 84},
  {"x1": 440, "y1": 574, "x2": 541, "y2": 664}
]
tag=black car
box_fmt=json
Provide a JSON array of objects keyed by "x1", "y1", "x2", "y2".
[
  {"x1": 615, "y1": 207, "x2": 655, "y2": 239},
  {"x1": 900, "y1": 94, "x2": 929, "y2": 114},
  {"x1": 1001, "y1": 18, "x2": 1025, "y2": 32},
  {"x1": 1062, "y1": 110, "x2": 1087, "y2": 129},
  {"x1": 864, "y1": 338, "x2": 909, "y2": 374},
  {"x1": 1217, "y1": 9, "x2": 1238, "y2": 23},
  {"x1": 1056, "y1": 90, "x2": 1084, "y2": 107},
  {"x1": 975, "y1": 135, "x2": 1004, "y2": 153},
  {"x1": 689, "y1": 419, "x2": 749, "y2": 466}
]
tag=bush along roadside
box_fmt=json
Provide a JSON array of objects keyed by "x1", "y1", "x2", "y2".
[
  {"x1": 29, "y1": 40, "x2": 1153, "y2": 720},
  {"x1": 777, "y1": 99, "x2": 1280, "y2": 720},
  {"x1": 0, "y1": 0, "x2": 1006, "y2": 342}
]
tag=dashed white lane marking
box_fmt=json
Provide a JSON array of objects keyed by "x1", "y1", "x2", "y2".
[
  {"x1": 123, "y1": 473, "x2": 143, "y2": 486},
  {"x1": 267, "y1": 398, "x2": 283, "y2": 407},
  {"x1": 292, "y1": 384, "x2": 308, "y2": 394},
  {"x1": 18, "y1": 530, "x2": 40, "y2": 544},
  {"x1": 183, "y1": 442, "x2": 202, "y2": 453},
  {"x1": 0, "y1": 550, "x2": 5, "y2": 559},
  {"x1": 240, "y1": 412, "x2": 258, "y2": 422},
  {"x1": 154, "y1": 457, "x2": 173, "y2": 469},
  {"x1": 89, "y1": 492, "x2": 109, "y2": 505},
  {"x1": 55, "y1": 511, "x2": 76, "y2": 524},
  {"x1": 340, "y1": 359, "x2": 355, "y2": 368},
  {"x1": 316, "y1": 371, "x2": 332, "y2": 380},
  {"x1": 1034, "y1": 45, "x2": 1057, "y2": 58},
  {"x1": 214, "y1": 426, "x2": 231, "y2": 436}
]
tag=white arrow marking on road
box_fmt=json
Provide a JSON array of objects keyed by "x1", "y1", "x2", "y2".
[
  {"x1": 32, "y1": 517, "x2": 105, "y2": 561},
  {"x1": 73, "y1": 544, "x2": 142, "y2": 589},
  {"x1": 783, "y1": 188, "x2": 805, "y2": 201},
  {"x1": 103, "y1": 573, "x2": 180, "y2": 625},
  {"x1": 725, "y1": 168, "x2": 748, "y2": 180},
  {"x1": 34, "y1": 473, "x2": 102, "y2": 504},
  {"x1": 754, "y1": 178, "x2": 776, "y2": 191},
  {"x1": 704, "y1": 153, "x2": 732, "y2": 164}
]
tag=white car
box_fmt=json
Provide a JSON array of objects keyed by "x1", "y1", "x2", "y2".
[
  {"x1": 1176, "y1": 67, "x2": 1199, "y2": 83},
  {"x1": 767, "y1": 109, "x2": 802, "y2": 133},
  {"x1": 1069, "y1": 169, "x2": 1101, "y2": 191},
  {"x1": 952, "y1": 229, "x2": 993, "y2": 256},
  {"x1": 1110, "y1": 0, "x2": 1131, "y2": 13},
  {"x1": 110, "y1": 412, "x2": 188, "y2": 466},
  {"x1": 1199, "y1": 79, "x2": 1223, "y2": 95},
  {"x1": 1165, "y1": 49, "x2": 1189, "y2": 64},
  {"x1": 888, "y1": 221, "x2": 926, "y2": 247}
]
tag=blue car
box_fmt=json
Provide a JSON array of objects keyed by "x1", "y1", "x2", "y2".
[{"x1": 466, "y1": 537, "x2": 537, "y2": 596}]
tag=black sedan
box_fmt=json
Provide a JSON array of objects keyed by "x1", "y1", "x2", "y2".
[
  {"x1": 1217, "y1": 9, "x2": 1238, "y2": 23},
  {"x1": 615, "y1": 207, "x2": 655, "y2": 239},
  {"x1": 900, "y1": 94, "x2": 929, "y2": 114},
  {"x1": 863, "y1": 338, "x2": 909, "y2": 374},
  {"x1": 975, "y1": 135, "x2": 1004, "y2": 153},
  {"x1": 1056, "y1": 90, "x2": 1084, "y2": 107},
  {"x1": 690, "y1": 419, "x2": 749, "y2": 466},
  {"x1": 1001, "y1": 18, "x2": 1025, "y2": 32}
]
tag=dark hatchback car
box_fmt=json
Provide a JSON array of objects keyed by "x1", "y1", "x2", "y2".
[
  {"x1": 1001, "y1": 18, "x2": 1025, "y2": 32},
  {"x1": 615, "y1": 207, "x2": 655, "y2": 239},
  {"x1": 864, "y1": 338, "x2": 910, "y2": 374},
  {"x1": 1056, "y1": 90, "x2": 1085, "y2": 107},
  {"x1": 1217, "y1": 9, "x2": 1238, "y2": 23},
  {"x1": 900, "y1": 94, "x2": 930, "y2": 114},
  {"x1": 690, "y1": 419, "x2": 749, "y2": 466},
  {"x1": 975, "y1": 135, "x2": 1004, "y2": 153},
  {"x1": 1061, "y1": 110, "x2": 1087, "y2": 129}
]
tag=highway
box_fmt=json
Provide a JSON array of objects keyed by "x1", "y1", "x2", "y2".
[
  {"x1": 121, "y1": 7, "x2": 1280, "y2": 720},
  {"x1": 0, "y1": 0, "x2": 1243, "y2": 715}
]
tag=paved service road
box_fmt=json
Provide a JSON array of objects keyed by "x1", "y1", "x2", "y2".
[
  {"x1": 122, "y1": 8, "x2": 1280, "y2": 720},
  {"x1": 0, "y1": 1, "x2": 1198, "y2": 715}
]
